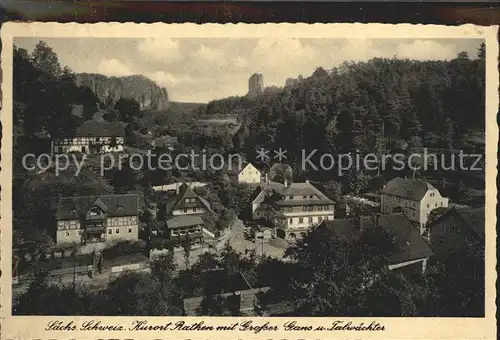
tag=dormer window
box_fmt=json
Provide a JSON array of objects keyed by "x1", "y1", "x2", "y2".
[
  {"x1": 117, "y1": 205, "x2": 124, "y2": 211},
  {"x1": 89, "y1": 207, "x2": 100, "y2": 216}
]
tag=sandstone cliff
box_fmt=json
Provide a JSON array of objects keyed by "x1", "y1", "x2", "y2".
[{"x1": 74, "y1": 73, "x2": 169, "y2": 111}]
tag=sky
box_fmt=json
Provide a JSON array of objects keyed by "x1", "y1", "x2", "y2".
[{"x1": 15, "y1": 38, "x2": 482, "y2": 103}]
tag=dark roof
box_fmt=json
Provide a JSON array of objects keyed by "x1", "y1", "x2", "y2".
[
  {"x1": 165, "y1": 183, "x2": 212, "y2": 215},
  {"x1": 166, "y1": 215, "x2": 204, "y2": 229},
  {"x1": 56, "y1": 194, "x2": 139, "y2": 220},
  {"x1": 262, "y1": 181, "x2": 334, "y2": 204},
  {"x1": 430, "y1": 206, "x2": 485, "y2": 239},
  {"x1": 319, "y1": 213, "x2": 433, "y2": 265},
  {"x1": 455, "y1": 207, "x2": 485, "y2": 236},
  {"x1": 75, "y1": 121, "x2": 126, "y2": 137},
  {"x1": 380, "y1": 177, "x2": 436, "y2": 201}
]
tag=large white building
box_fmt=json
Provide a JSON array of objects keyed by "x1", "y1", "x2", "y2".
[
  {"x1": 51, "y1": 121, "x2": 125, "y2": 155},
  {"x1": 251, "y1": 179, "x2": 335, "y2": 241},
  {"x1": 380, "y1": 177, "x2": 449, "y2": 235}
]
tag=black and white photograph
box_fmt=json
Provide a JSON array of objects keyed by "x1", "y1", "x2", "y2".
[{"x1": 1, "y1": 23, "x2": 496, "y2": 338}]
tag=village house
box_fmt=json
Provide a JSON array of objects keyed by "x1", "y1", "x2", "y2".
[
  {"x1": 55, "y1": 194, "x2": 139, "y2": 245},
  {"x1": 318, "y1": 213, "x2": 434, "y2": 274},
  {"x1": 159, "y1": 183, "x2": 213, "y2": 246},
  {"x1": 251, "y1": 179, "x2": 335, "y2": 241},
  {"x1": 51, "y1": 120, "x2": 125, "y2": 155},
  {"x1": 427, "y1": 206, "x2": 484, "y2": 258},
  {"x1": 225, "y1": 162, "x2": 262, "y2": 184},
  {"x1": 380, "y1": 177, "x2": 449, "y2": 235}
]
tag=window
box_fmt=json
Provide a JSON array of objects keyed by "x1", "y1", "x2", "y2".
[
  {"x1": 440, "y1": 202, "x2": 443, "y2": 207},
  {"x1": 289, "y1": 196, "x2": 293, "y2": 200},
  {"x1": 66, "y1": 232, "x2": 70, "y2": 237},
  {"x1": 287, "y1": 207, "x2": 292, "y2": 212},
  {"x1": 308, "y1": 217, "x2": 313, "y2": 223},
  {"x1": 303, "y1": 206, "x2": 307, "y2": 211},
  {"x1": 299, "y1": 217, "x2": 304, "y2": 224},
  {"x1": 289, "y1": 218, "x2": 293, "y2": 224},
  {"x1": 193, "y1": 207, "x2": 197, "y2": 212},
  {"x1": 303, "y1": 195, "x2": 307, "y2": 199},
  {"x1": 318, "y1": 205, "x2": 323, "y2": 211},
  {"x1": 438, "y1": 236, "x2": 445, "y2": 245},
  {"x1": 115, "y1": 228, "x2": 120, "y2": 234},
  {"x1": 184, "y1": 208, "x2": 188, "y2": 213},
  {"x1": 309, "y1": 195, "x2": 313, "y2": 199},
  {"x1": 108, "y1": 229, "x2": 112, "y2": 234},
  {"x1": 89, "y1": 207, "x2": 100, "y2": 216},
  {"x1": 430, "y1": 192, "x2": 435, "y2": 197},
  {"x1": 435, "y1": 203, "x2": 438, "y2": 207},
  {"x1": 450, "y1": 225, "x2": 460, "y2": 233},
  {"x1": 427, "y1": 204, "x2": 430, "y2": 208},
  {"x1": 318, "y1": 217, "x2": 323, "y2": 223},
  {"x1": 128, "y1": 228, "x2": 132, "y2": 233}
]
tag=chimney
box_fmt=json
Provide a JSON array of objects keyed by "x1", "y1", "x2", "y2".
[
  {"x1": 305, "y1": 179, "x2": 309, "y2": 184},
  {"x1": 265, "y1": 173, "x2": 269, "y2": 184},
  {"x1": 176, "y1": 183, "x2": 180, "y2": 194},
  {"x1": 284, "y1": 178, "x2": 288, "y2": 187}
]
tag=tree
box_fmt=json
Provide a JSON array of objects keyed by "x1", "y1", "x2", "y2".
[
  {"x1": 346, "y1": 168, "x2": 369, "y2": 196},
  {"x1": 257, "y1": 225, "x2": 425, "y2": 316},
  {"x1": 114, "y1": 98, "x2": 141, "y2": 123},
  {"x1": 95, "y1": 272, "x2": 175, "y2": 315},
  {"x1": 322, "y1": 180, "x2": 342, "y2": 201},
  {"x1": 31, "y1": 41, "x2": 62, "y2": 78},
  {"x1": 270, "y1": 163, "x2": 293, "y2": 183},
  {"x1": 182, "y1": 239, "x2": 191, "y2": 269},
  {"x1": 150, "y1": 251, "x2": 182, "y2": 311},
  {"x1": 477, "y1": 42, "x2": 485, "y2": 60}
]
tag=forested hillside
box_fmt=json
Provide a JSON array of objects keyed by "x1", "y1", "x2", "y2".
[{"x1": 209, "y1": 46, "x2": 485, "y2": 165}]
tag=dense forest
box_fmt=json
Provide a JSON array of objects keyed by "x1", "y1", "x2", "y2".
[{"x1": 204, "y1": 46, "x2": 485, "y2": 160}]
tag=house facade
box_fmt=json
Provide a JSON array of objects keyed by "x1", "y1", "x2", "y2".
[
  {"x1": 427, "y1": 206, "x2": 484, "y2": 258},
  {"x1": 226, "y1": 162, "x2": 262, "y2": 184},
  {"x1": 160, "y1": 183, "x2": 213, "y2": 246},
  {"x1": 251, "y1": 179, "x2": 335, "y2": 241},
  {"x1": 52, "y1": 121, "x2": 125, "y2": 155},
  {"x1": 55, "y1": 194, "x2": 139, "y2": 245},
  {"x1": 380, "y1": 177, "x2": 449, "y2": 234},
  {"x1": 318, "y1": 213, "x2": 434, "y2": 274}
]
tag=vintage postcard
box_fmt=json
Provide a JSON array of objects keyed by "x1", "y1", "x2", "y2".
[{"x1": 0, "y1": 22, "x2": 498, "y2": 340}]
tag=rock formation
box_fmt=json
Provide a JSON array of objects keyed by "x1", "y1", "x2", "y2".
[
  {"x1": 247, "y1": 73, "x2": 264, "y2": 98},
  {"x1": 74, "y1": 73, "x2": 169, "y2": 111}
]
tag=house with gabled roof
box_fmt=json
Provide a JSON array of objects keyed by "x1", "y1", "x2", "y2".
[
  {"x1": 224, "y1": 161, "x2": 262, "y2": 185},
  {"x1": 55, "y1": 194, "x2": 139, "y2": 245},
  {"x1": 251, "y1": 178, "x2": 335, "y2": 242},
  {"x1": 160, "y1": 183, "x2": 213, "y2": 246},
  {"x1": 380, "y1": 177, "x2": 449, "y2": 235},
  {"x1": 427, "y1": 206, "x2": 484, "y2": 258},
  {"x1": 51, "y1": 120, "x2": 126, "y2": 155},
  {"x1": 318, "y1": 213, "x2": 434, "y2": 274}
]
